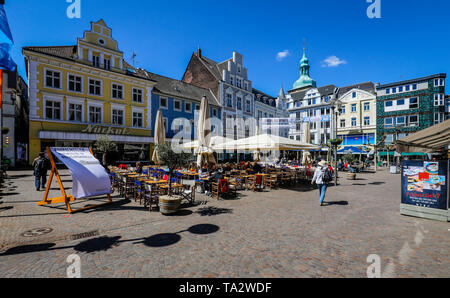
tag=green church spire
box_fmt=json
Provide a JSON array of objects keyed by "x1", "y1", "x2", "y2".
[{"x1": 293, "y1": 41, "x2": 317, "y2": 90}]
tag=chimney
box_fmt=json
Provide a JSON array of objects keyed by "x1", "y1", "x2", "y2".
[{"x1": 197, "y1": 46, "x2": 202, "y2": 58}]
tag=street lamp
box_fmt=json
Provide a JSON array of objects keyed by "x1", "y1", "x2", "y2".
[{"x1": 330, "y1": 90, "x2": 342, "y2": 186}]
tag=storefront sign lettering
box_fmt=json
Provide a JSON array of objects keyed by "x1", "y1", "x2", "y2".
[{"x1": 82, "y1": 125, "x2": 130, "y2": 136}]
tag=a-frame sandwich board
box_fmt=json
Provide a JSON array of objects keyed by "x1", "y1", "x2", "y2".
[{"x1": 37, "y1": 147, "x2": 112, "y2": 214}]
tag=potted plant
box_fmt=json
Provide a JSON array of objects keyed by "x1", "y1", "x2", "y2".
[{"x1": 155, "y1": 142, "x2": 193, "y2": 215}]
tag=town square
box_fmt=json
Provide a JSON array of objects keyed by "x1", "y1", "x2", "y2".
[{"x1": 0, "y1": 0, "x2": 449, "y2": 282}]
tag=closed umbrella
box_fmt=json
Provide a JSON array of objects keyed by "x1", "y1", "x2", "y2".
[
  {"x1": 152, "y1": 110, "x2": 166, "y2": 164},
  {"x1": 196, "y1": 96, "x2": 216, "y2": 167}
]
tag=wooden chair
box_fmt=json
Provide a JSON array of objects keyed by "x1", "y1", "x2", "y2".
[
  {"x1": 134, "y1": 179, "x2": 144, "y2": 204},
  {"x1": 143, "y1": 184, "x2": 166, "y2": 212},
  {"x1": 247, "y1": 175, "x2": 263, "y2": 192},
  {"x1": 211, "y1": 179, "x2": 236, "y2": 200},
  {"x1": 264, "y1": 174, "x2": 278, "y2": 189}
]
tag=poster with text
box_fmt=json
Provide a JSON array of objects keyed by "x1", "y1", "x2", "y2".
[
  {"x1": 401, "y1": 160, "x2": 448, "y2": 210},
  {"x1": 51, "y1": 147, "x2": 111, "y2": 199}
]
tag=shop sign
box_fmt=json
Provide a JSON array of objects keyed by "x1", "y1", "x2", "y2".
[{"x1": 81, "y1": 124, "x2": 130, "y2": 135}]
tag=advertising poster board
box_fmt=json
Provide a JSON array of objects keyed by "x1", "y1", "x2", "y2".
[
  {"x1": 401, "y1": 160, "x2": 449, "y2": 221},
  {"x1": 51, "y1": 147, "x2": 111, "y2": 199}
]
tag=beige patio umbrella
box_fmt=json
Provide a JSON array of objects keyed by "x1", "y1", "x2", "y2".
[
  {"x1": 152, "y1": 109, "x2": 166, "y2": 164},
  {"x1": 252, "y1": 125, "x2": 262, "y2": 161},
  {"x1": 302, "y1": 122, "x2": 313, "y2": 165},
  {"x1": 196, "y1": 96, "x2": 216, "y2": 167}
]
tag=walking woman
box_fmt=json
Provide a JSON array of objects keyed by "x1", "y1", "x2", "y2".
[{"x1": 311, "y1": 160, "x2": 331, "y2": 206}]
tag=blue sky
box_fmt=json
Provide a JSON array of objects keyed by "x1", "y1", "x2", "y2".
[{"x1": 6, "y1": 0, "x2": 450, "y2": 95}]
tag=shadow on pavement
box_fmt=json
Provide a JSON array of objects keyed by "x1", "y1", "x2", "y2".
[
  {"x1": 141, "y1": 233, "x2": 181, "y2": 247},
  {"x1": 1, "y1": 223, "x2": 221, "y2": 256},
  {"x1": 195, "y1": 206, "x2": 233, "y2": 216},
  {"x1": 74, "y1": 236, "x2": 122, "y2": 253},
  {"x1": 322, "y1": 201, "x2": 349, "y2": 206},
  {"x1": 0, "y1": 206, "x2": 13, "y2": 212},
  {"x1": 0, "y1": 243, "x2": 56, "y2": 256}
]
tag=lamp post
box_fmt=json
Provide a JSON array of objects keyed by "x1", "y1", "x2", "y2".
[{"x1": 330, "y1": 89, "x2": 342, "y2": 186}]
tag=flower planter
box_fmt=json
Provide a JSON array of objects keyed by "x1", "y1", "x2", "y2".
[{"x1": 158, "y1": 196, "x2": 182, "y2": 215}]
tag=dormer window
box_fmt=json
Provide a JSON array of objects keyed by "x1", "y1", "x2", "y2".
[
  {"x1": 104, "y1": 58, "x2": 111, "y2": 70},
  {"x1": 93, "y1": 55, "x2": 100, "y2": 68}
]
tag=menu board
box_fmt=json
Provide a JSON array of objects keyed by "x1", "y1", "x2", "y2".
[{"x1": 401, "y1": 160, "x2": 448, "y2": 210}]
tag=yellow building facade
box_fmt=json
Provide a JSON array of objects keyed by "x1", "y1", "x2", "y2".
[
  {"x1": 23, "y1": 20, "x2": 157, "y2": 164},
  {"x1": 337, "y1": 86, "x2": 377, "y2": 149}
]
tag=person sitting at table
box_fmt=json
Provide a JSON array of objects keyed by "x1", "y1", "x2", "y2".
[
  {"x1": 135, "y1": 162, "x2": 143, "y2": 174},
  {"x1": 223, "y1": 163, "x2": 232, "y2": 173},
  {"x1": 253, "y1": 162, "x2": 262, "y2": 174},
  {"x1": 189, "y1": 163, "x2": 198, "y2": 172},
  {"x1": 210, "y1": 168, "x2": 224, "y2": 182}
]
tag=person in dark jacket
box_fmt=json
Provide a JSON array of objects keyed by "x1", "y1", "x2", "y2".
[
  {"x1": 135, "y1": 162, "x2": 143, "y2": 174},
  {"x1": 32, "y1": 152, "x2": 50, "y2": 191}
]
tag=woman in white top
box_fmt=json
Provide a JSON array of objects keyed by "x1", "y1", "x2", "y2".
[{"x1": 311, "y1": 160, "x2": 330, "y2": 206}]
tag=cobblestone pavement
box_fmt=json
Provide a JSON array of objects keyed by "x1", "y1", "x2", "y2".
[{"x1": 0, "y1": 169, "x2": 448, "y2": 278}]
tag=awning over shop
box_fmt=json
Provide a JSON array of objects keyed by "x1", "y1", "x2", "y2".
[
  {"x1": 396, "y1": 119, "x2": 450, "y2": 153},
  {"x1": 337, "y1": 146, "x2": 368, "y2": 155},
  {"x1": 378, "y1": 152, "x2": 427, "y2": 157},
  {"x1": 39, "y1": 131, "x2": 154, "y2": 144}
]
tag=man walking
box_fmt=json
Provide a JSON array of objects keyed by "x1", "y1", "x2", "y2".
[
  {"x1": 32, "y1": 152, "x2": 50, "y2": 191},
  {"x1": 311, "y1": 160, "x2": 332, "y2": 206}
]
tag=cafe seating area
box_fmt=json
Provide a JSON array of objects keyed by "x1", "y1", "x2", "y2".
[{"x1": 108, "y1": 162, "x2": 318, "y2": 213}]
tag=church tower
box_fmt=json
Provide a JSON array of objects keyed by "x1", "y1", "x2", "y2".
[{"x1": 292, "y1": 45, "x2": 317, "y2": 90}]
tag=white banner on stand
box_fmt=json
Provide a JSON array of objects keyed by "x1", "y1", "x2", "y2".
[{"x1": 51, "y1": 148, "x2": 111, "y2": 199}]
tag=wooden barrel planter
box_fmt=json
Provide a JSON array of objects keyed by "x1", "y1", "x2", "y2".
[
  {"x1": 347, "y1": 172, "x2": 356, "y2": 180},
  {"x1": 159, "y1": 196, "x2": 182, "y2": 215}
]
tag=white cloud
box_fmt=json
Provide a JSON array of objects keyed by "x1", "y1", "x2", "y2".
[
  {"x1": 276, "y1": 50, "x2": 290, "y2": 61},
  {"x1": 321, "y1": 55, "x2": 347, "y2": 67}
]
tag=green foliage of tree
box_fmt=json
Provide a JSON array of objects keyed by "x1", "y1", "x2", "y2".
[
  {"x1": 343, "y1": 153, "x2": 356, "y2": 163},
  {"x1": 94, "y1": 135, "x2": 118, "y2": 166},
  {"x1": 156, "y1": 142, "x2": 193, "y2": 196}
]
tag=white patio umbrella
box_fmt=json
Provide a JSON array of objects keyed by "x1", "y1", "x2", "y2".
[
  {"x1": 182, "y1": 136, "x2": 234, "y2": 150},
  {"x1": 152, "y1": 109, "x2": 166, "y2": 164},
  {"x1": 196, "y1": 96, "x2": 216, "y2": 167},
  {"x1": 213, "y1": 133, "x2": 320, "y2": 151}
]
